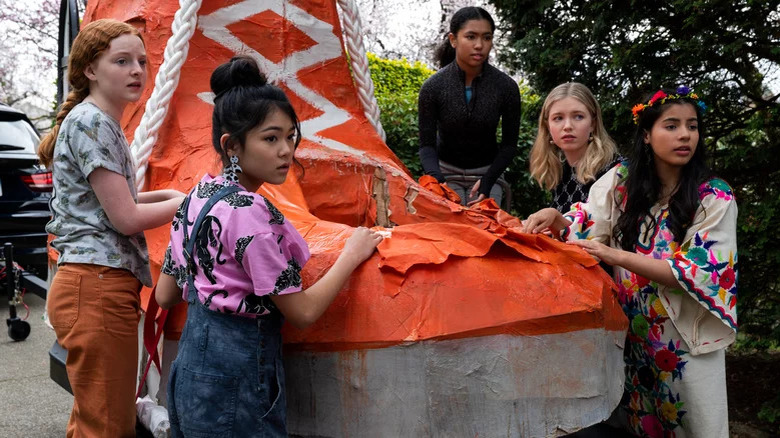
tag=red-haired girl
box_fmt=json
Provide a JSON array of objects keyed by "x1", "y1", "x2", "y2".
[{"x1": 40, "y1": 19, "x2": 184, "y2": 437}]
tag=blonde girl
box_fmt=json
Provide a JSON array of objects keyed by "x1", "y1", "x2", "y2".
[{"x1": 529, "y1": 82, "x2": 619, "y2": 212}]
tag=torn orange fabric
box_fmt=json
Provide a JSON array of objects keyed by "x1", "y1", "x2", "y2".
[
  {"x1": 68, "y1": 0, "x2": 628, "y2": 349},
  {"x1": 418, "y1": 175, "x2": 462, "y2": 204}
]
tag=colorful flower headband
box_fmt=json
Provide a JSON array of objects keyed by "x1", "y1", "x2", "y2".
[{"x1": 631, "y1": 86, "x2": 707, "y2": 124}]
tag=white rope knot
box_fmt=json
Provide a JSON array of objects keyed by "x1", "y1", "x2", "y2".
[{"x1": 131, "y1": 0, "x2": 203, "y2": 190}]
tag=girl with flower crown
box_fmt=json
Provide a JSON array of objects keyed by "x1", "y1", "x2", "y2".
[{"x1": 524, "y1": 86, "x2": 736, "y2": 437}]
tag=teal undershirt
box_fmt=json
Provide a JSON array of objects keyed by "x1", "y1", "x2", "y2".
[{"x1": 465, "y1": 86, "x2": 473, "y2": 104}]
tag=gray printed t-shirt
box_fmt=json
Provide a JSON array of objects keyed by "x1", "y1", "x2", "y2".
[{"x1": 46, "y1": 102, "x2": 152, "y2": 286}]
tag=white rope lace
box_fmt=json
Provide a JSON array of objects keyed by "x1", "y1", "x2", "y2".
[{"x1": 131, "y1": 0, "x2": 384, "y2": 187}]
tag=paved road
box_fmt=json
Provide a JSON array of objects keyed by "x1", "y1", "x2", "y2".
[{"x1": 1, "y1": 293, "x2": 71, "y2": 437}]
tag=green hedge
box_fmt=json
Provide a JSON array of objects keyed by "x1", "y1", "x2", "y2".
[
  {"x1": 368, "y1": 53, "x2": 780, "y2": 362},
  {"x1": 368, "y1": 54, "x2": 433, "y2": 178},
  {"x1": 368, "y1": 53, "x2": 549, "y2": 217}
]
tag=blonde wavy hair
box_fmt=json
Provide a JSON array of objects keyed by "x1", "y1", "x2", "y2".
[
  {"x1": 529, "y1": 82, "x2": 617, "y2": 190},
  {"x1": 38, "y1": 19, "x2": 144, "y2": 168}
]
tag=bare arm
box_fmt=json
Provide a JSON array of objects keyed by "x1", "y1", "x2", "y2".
[
  {"x1": 155, "y1": 272, "x2": 184, "y2": 309},
  {"x1": 271, "y1": 227, "x2": 382, "y2": 329},
  {"x1": 138, "y1": 189, "x2": 186, "y2": 204},
  {"x1": 527, "y1": 203, "x2": 677, "y2": 286},
  {"x1": 528, "y1": 203, "x2": 678, "y2": 287},
  {"x1": 89, "y1": 168, "x2": 183, "y2": 235},
  {"x1": 617, "y1": 251, "x2": 679, "y2": 288},
  {"x1": 523, "y1": 207, "x2": 572, "y2": 234}
]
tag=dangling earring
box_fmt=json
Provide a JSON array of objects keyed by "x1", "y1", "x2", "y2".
[
  {"x1": 588, "y1": 133, "x2": 594, "y2": 143},
  {"x1": 223, "y1": 154, "x2": 242, "y2": 184}
]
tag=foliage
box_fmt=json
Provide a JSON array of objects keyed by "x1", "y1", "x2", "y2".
[
  {"x1": 0, "y1": 0, "x2": 86, "y2": 127},
  {"x1": 0, "y1": 0, "x2": 59, "y2": 109},
  {"x1": 368, "y1": 53, "x2": 550, "y2": 216},
  {"x1": 368, "y1": 53, "x2": 434, "y2": 177},
  {"x1": 489, "y1": 0, "x2": 780, "y2": 348},
  {"x1": 758, "y1": 394, "x2": 780, "y2": 428},
  {"x1": 500, "y1": 81, "x2": 549, "y2": 217},
  {"x1": 732, "y1": 332, "x2": 780, "y2": 354},
  {"x1": 356, "y1": 0, "x2": 494, "y2": 63},
  {"x1": 367, "y1": 53, "x2": 434, "y2": 96}
]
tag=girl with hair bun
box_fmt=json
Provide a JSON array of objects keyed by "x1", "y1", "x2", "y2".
[
  {"x1": 418, "y1": 6, "x2": 521, "y2": 207},
  {"x1": 42, "y1": 18, "x2": 184, "y2": 437},
  {"x1": 524, "y1": 87, "x2": 737, "y2": 436},
  {"x1": 155, "y1": 55, "x2": 382, "y2": 437},
  {"x1": 529, "y1": 82, "x2": 620, "y2": 212}
]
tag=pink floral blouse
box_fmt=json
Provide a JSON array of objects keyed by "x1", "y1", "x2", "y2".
[{"x1": 162, "y1": 174, "x2": 310, "y2": 317}]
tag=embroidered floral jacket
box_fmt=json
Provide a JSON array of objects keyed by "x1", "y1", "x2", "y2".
[{"x1": 562, "y1": 162, "x2": 738, "y2": 355}]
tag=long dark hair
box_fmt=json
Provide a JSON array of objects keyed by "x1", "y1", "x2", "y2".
[
  {"x1": 210, "y1": 56, "x2": 302, "y2": 170},
  {"x1": 433, "y1": 7, "x2": 495, "y2": 68},
  {"x1": 614, "y1": 89, "x2": 712, "y2": 251}
]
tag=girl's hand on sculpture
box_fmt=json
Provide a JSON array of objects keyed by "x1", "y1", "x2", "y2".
[
  {"x1": 569, "y1": 240, "x2": 680, "y2": 287},
  {"x1": 467, "y1": 194, "x2": 486, "y2": 206},
  {"x1": 272, "y1": 227, "x2": 383, "y2": 329},
  {"x1": 341, "y1": 227, "x2": 383, "y2": 268},
  {"x1": 523, "y1": 208, "x2": 571, "y2": 234},
  {"x1": 467, "y1": 180, "x2": 486, "y2": 206},
  {"x1": 566, "y1": 239, "x2": 623, "y2": 266}
]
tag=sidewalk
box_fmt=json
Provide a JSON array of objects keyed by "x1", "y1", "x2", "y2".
[
  {"x1": 0, "y1": 293, "x2": 71, "y2": 437},
  {"x1": 1, "y1": 292, "x2": 775, "y2": 437}
]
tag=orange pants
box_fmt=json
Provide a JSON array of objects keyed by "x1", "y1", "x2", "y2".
[{"x1": 48, "y1": 263, "x2": 142, "y2": 438}]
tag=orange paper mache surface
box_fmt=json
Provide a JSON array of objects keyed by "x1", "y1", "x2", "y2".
[{"x1": 54, "y1": 0, "x2": 628, "y2": 351}]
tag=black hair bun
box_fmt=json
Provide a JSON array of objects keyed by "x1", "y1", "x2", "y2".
[{"x1": 210, "y1": 55, "x2": 267, "y2": 97}]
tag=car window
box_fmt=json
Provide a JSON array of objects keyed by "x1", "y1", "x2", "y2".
[{"x1": 0, "y1": 119, "x2": 40, "y2": 153}]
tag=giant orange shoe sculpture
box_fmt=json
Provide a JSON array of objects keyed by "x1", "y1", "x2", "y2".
[{"x1": 71, "y1": 0, "x2": 629, "y2": 436}]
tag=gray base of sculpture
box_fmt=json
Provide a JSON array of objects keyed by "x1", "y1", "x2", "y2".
[{"x1": 285, "y1": 328, "x2": 625, "y2": 437}]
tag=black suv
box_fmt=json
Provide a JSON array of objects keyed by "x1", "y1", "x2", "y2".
[{"x1": 0, "y1": 103, "x2": 51, "y2": 281}]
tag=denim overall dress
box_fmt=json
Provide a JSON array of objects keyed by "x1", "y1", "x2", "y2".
[{"x1": 167, "y1": 185, "x2": 288, "y2": 438}]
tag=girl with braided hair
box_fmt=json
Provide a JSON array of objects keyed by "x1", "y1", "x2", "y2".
[{"x1": 41, "y1": 19, "x2": 184, "y2": 437}]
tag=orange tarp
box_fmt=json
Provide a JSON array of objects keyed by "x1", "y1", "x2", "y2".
[{"x1": 73, "y1": 0, "x2": 628, "y2": 349}]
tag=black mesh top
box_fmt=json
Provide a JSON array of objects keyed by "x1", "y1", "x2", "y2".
[{"x1": 551, "y1": 155, "x2": 622, "y2": 213}]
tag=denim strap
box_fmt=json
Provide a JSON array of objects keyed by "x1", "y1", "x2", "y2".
[{"x1": 182, "y1": 185, "x2": 240, "y2": 303}]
